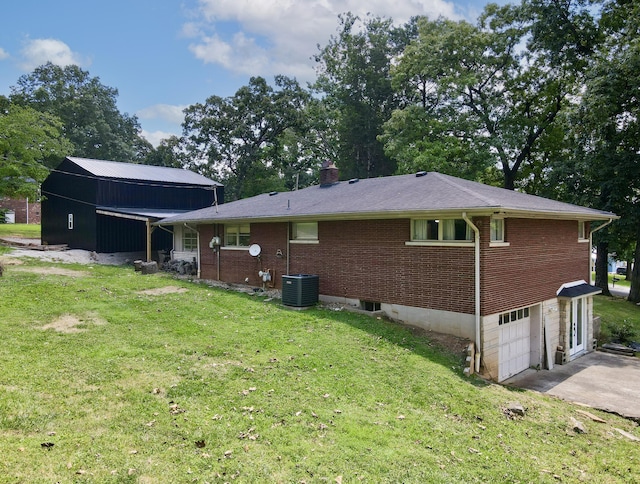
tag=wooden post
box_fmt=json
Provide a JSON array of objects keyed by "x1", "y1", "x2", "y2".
[{"x1": 146, "y1": 219, "x2": 152, "y2": 262}]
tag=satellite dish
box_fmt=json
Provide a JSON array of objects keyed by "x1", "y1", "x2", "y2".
[{"x1": 249, "y1": 244, "x2": 262, "y2": 257}]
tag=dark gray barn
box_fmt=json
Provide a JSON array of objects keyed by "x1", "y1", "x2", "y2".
[{"x1": 41, "y1": 157, "x2": 222, "y2": 258}]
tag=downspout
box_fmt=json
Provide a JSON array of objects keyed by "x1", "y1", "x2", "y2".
[
  {"x1": 589, "y1": 219, "x2": 614, "y2": 285},
  {"x1": 157, "y1": 224, "x2": 174, "y2": 260},
  {"x1": 184, "y1": 223, "x2": 201, "y2": 279},
  {"x1": 286, "y1": 222, "x2": 290, "y2": 275},
  {"x1": 463, "y1": 212, "x2": 481, "y2": 373},
  {"x1": 216, "y1": 225, "x2": 220, "y2": 281}
]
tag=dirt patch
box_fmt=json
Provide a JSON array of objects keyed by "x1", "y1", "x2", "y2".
[
  {"x1": 418, "y1": 329, "x2": 471, "y2": 359},
  {"x1": 137, "y1": 286, "x2": 188, "y2": 296},
  {"x1": 41, "y1": 313, "x2": 107, "y2": 334},
  {"x1": 12, "y1": 266, "x2": 88, "y2": 277},
  {"x1": 0, "y1": 256, "x2": 24, "y2": 266}
]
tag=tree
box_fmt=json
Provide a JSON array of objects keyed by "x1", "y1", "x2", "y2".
[
  {"x1": 567, "y1": 0, "x2": 640, "y2": 301},
  {"x1": 0, "y1": 102, "x2": 72, "y2": 199},
  {"x1": 313, "y1": 13, "x2": 410, "y2": 180},
  {"x1": 10, "y1": 62, "x2": 145, "y2": 162},
  {"x1": 141, "y1": 135, "x2": 186, "y2": 168},
  {"x1": 182, "y1": 76, "x2": 312, "y2": 201},
  {"x1": 387, "y1": 1, "x2": 598, "y2": 189}
]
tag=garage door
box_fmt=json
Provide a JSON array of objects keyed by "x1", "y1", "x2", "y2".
[{"x1": 498, "y1": 310, "x2": 531, "y2": 381}]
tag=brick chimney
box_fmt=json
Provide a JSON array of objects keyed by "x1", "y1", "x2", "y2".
[{"x1": 320, "y1": 161, "x2": 339, "y2": 186}]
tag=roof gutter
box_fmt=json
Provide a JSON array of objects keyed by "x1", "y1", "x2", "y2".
[
  {"x1": 589, "y1": 218, "x2": 614, "y2": 284},
  {"x1": 462, "y1": 212, "x2": 481, "y2": 373}
]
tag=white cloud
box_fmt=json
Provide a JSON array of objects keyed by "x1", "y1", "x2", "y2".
[
  {"x1": 137, "y1": 104, "x2": 188, "y2": 124},
  {"x1": 19, "y1": 38, "x2": 87, "y2": 71},
  {"x1": 141, "y1": 129, "x2": 179, "y2": 148},
  {"x1": 0, "y1": 47, "x2": 9, "y2": 60},
  {"x1": 186, "y1": 0, "x2": 460, "y2": 81}
]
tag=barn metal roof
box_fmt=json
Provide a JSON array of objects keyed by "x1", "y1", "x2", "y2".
[
  {"x1": 156, "y1": 171, "x2": 617, "y2": 225},
  {"x1": 66, "y1": 157, "x2": 220, "y2": 186}
]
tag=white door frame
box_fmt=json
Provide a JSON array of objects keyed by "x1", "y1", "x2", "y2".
[{"x1": 569, "y1": 297, "x2": 586, "y2": 356}]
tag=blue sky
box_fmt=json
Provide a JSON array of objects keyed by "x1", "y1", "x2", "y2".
[{"x1": 1, "y1": 0, "x2": 495, "y2": 148}]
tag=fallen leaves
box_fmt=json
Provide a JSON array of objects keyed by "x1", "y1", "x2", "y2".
[{"x1": 169, "y1": 403, "x2": 185, "y2": 415}]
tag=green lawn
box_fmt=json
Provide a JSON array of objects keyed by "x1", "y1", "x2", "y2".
[
  {"x1": 0, "y1": 258, "x2": 639, "y2": 482},
  {"x1": 594, "y1": 294, "x2": 640, "y2": 344},
  {"x1": 0, "y1": 223, "x2": 41, "y2": 239}
]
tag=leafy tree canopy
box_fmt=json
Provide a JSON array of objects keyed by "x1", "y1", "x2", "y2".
[
  {"x1": 313, "y1": 13, "x2": 412, "y2": 180},
  {"x1": 10, "y1": 62, "x2": 146, "y2": 162},
  {"x1": 182, "y1": 76, "x2": 313, "y2": 201},
  {"x1": 0, "y1": 101, "x2": 72, "y2": 199}
]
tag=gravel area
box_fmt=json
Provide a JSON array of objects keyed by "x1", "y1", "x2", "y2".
[{"x1": 1, "y1": 237, "x2": 143, "y2": 265}]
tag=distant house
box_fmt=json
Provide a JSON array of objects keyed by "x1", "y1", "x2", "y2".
[
  {"x1": 157, "y1": 165, "x2": 616, "y2": 382},
  {"x1": 41, "y1": 157, "x2": 222, "y2": 259},
  {"x1": 0, "y1": 197, "x2": 40, "y2": 224}
]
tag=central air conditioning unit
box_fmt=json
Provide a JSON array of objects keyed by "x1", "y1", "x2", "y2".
[{"x1": 282, "y1": 274, "x2": 319, "y2": 308}]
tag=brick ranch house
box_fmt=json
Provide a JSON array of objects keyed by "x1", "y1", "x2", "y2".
[{"x1": 157, "y1": 166, "x2": 617, "y2": 382}]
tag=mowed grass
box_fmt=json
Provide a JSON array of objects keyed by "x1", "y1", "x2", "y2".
[
  {"x1": 0, "y1": 259, "x2": 639, "y2": 483},
  {"x1": 594, "y1": 294, "x2": 640, "y2": 344},
  {"x1": 0, "y1": 223, "x2": 41, "y2": 239}
]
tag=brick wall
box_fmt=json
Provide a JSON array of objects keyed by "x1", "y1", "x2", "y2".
[
  {"x1": 198, "y1": 219, "x2": 475, "y2": 314},
  {"x1": 479, "y1": 217, "x2": 590, "y2": 316},
  {"x1": 0, "y1": 198, "x2": 41, "y2": 224},
  {"x1": 196, "y1": 216, "x2": 589, "y2": 317}
]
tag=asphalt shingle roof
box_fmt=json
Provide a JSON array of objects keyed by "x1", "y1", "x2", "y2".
[
  {"x1": 157, "y1": 171, "x2": 616, "y2": 225},
  {"x1": 66, "y1": 157, "x2": 220, "y2": 186}
]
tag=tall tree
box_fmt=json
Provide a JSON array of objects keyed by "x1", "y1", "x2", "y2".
[
  {"x1": 567, "y1": 0, "x2": 640, "y2": 301},
  {"x1": 141, "y1": 135, "x2": 186, "y2": 168},
  {"x1": 313, "y1": 13, "x2": 410, "y2": 180},
  {"x1": 182, "y1": 76, "x2": 312, "y2": 201},
  {"x1": 0, "y1": 101, "x2": 72, "y2": 199},
  {"x1": 387, "y1": 1, "x2": 598, "y2": 189},
  {"x1": 10, "y1": 62, "x2": 145, "y2": 162}
]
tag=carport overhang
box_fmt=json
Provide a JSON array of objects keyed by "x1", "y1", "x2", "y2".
[{"x1": 96, "y1": 207, "x2": 190, "y2": 261}]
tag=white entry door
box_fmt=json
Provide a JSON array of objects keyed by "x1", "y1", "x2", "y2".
[
  {"x1": 498, "y1": 310, "x2": 531, "y2": 381},
  {"x1": 569, "y1": 298, "x2": 586, "y2": 356}
]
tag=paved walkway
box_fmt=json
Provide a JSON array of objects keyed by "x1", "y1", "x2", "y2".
[{"x1": 505, "y1": 351, "x2": 640, "y2": 421}]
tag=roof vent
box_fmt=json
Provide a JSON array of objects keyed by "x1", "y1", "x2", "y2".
[
  {"x1": 415, "y1": 171, "x2": 427, "y2": 177},
  {"x1": 348, "y1": 178, "x2": 359, "y2": 184},
  {"x1": 269, "y1": 191, "x2": 278, "y2": 196}
]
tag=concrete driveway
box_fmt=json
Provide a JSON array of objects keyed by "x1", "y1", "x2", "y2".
[{"x1": 504, "y1": 351, "x2": 640, "y2": 421}]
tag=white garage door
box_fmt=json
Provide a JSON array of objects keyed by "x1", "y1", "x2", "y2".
[{"x1": 498, "y1": 310, "x2": 531, "y2": 381}]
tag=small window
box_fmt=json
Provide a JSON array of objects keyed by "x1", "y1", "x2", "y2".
[
  {"x1": 224, "y1": 224, "x2": 250, "y2": 247},
  {"x1": 498, "y1": 307, "x2": 531, "y2": 326},
  {"x1": 67, "y1": 213, "x2": 74, "y2": 230},
  {"x1": 361, "y1": 301, "x2": 381, "y2": 312},
  {"x1": 578, "y1": 221, "x2": 586, "y2": 240},
  {"x1": 412, "y1": 219, "x2": 471, "y2": 242},
  {"x1": 183, "y1": 227, "x2": 198, "y2": 251},
  {"x1": 490, "y1": 217, "x2": 504, "y2": 242},
  {"x1": 292, "y1": 222, "x2": 318, "y2": 241}
]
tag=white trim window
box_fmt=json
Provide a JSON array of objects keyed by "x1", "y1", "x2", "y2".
[
  {"x1": 578, "y1": 221, "x2": 588, "y2": 242},
  {"x1": 412, "y1": 219, "x2": 472, "y2": 242},
  {"x1": 490, "y1": 217, "x2": 504, "y2": 243},
  {"x1": 291, "y1": 222, "x2": 318, "y2": 242},
  {"x1": 182, "y1": 227, "x2": 198, "y2": 251},
  {"x1": 224, "y1": 224, "x2": 250, "y2": 247}
]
